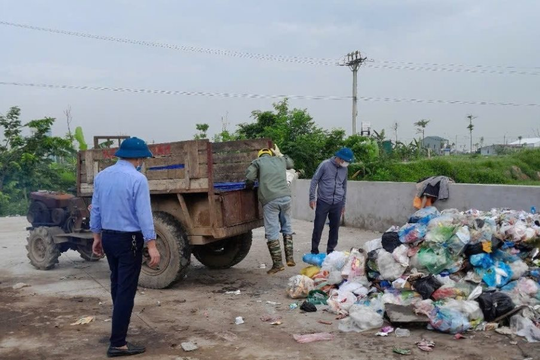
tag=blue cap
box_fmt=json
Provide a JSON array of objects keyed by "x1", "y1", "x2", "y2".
[
  {"x1": 335, "y1": 147, "x2": 354, "y2": 162},
  {"x1": 115, "y1": 137, "x2": 153, "y2": 159}
]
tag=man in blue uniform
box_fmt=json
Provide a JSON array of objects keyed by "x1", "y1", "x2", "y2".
[{"x1": 91, "y1": 137, "x2": 160, "y2": 357}]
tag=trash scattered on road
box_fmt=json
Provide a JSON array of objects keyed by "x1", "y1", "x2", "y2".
[
  {"x1": 234, "y1": 316, "x2": 244, "y2": 325},
  {"x1": 104, "y1": 319, "x2": 111, "y2": 322},
  {"x1": 270, "y1": 321, "x2": 282, "y2": 325},
  {"x1": 70, "y1": 316, "x2": 95, "y2": 325},
  {"x1": 180, "y1": 342, "x2": 198, "y2": 352},
  {"x1": 392, "y1": 347, "x2": 412, "y2": 355},
  {"x1": 225, "y1": 290, "x2": 241, "y2": 295},
  {"x1": 266, "y1": 301, "x2": 281, "y2": 306},
  {"x1": 292, "y1": 332, "x2": 334, "y2": 343},
  {"x1": 395, "y1": 328, "x2": 411, "y2": 337},
  {"x1": 454, "y1": 333, "x2": 466, "y2": 340},
  {"x1": 416, "y1": 339, "x2": 435, "y2": 352},
  {"x1": 495, "y1": 326, "x2": 514, "y2": 335},
  {"x1": 375, "y1": 326, "x2": 394, "y2": 336},
  {"x1": 156, "y1": 301, "x2": 161, "y2": 307},
  {"x1": 259, "y1": 263, "x2": 267, "y2": 269},
  {"x1": 318, "y1": 320, "x2": 332, "y2": 325},
  {"x1": 300, "y1": 301, "x2": 317, "y2": 312},
  {"x1": 12, "y1": 282, "x2": 30, "y2": 290},
  {"x1": 289, "y1": 303, "x2": 298, "y2": 310}
]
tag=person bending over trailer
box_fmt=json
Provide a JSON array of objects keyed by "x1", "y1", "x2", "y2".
[{"x1": 245, "y1": 147, "x2": 295, "y2": 274}]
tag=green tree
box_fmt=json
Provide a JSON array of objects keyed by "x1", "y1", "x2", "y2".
[
  {"x1": 0, "y1": 106, "x2": 75, "y2": 215},
  {"x1": 193, "y1": 123, "x2": 209, "y2": 140},
  {"x1": 414, "y1": 119, "x2": 430, "y2": 145}
]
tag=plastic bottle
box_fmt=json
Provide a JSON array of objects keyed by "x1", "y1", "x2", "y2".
[{"x1": 531, "y1": 206, "x2": 536, "y2": 214}]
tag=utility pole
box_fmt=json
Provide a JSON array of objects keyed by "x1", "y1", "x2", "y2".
[
  {"x1": 341, "y1": 51, "x2": 367, "y2": 135},
  {"x1": 466, "y1": 114, "x2": 477, "y2": 153}
]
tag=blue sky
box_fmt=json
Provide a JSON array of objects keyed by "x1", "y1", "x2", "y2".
[{"x1": 1, "y1": 0, "x2": 539, "y2": 149}]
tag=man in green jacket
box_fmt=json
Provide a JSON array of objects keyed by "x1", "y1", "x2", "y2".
[{"x1": 246, "y1": 148, "x2": 295, "y2": 274}]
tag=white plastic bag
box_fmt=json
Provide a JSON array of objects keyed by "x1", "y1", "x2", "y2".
[
  {"x1": 392, "y1": 245, "x2": 410, "y2": 267},
  {"x1": 363, "y1": 238, "x2": 382, "y2": 253},
  {"x1": 510, "y1": 260, "x2": 529, "y2": 280},
  {"x1": 286, "y1": 275, "x2": 314, "y2": 299},
  {"x1": 338, "y1": 304, "x2": 383, "y2": 333},
  {"x1": 341, "y1": 248, "x2": 366, "y2": 282},
  {"x1": 511, "y1": 315, "x2": 540, "y2": 343},
  {"x1": 321, "y1": 251, "x2": 348, "y2": 272},
  {"x1": 376, "y1": 250, "x2": 406, "y2": 281}
]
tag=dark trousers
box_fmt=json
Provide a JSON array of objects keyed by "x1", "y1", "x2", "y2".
[
  {"x1": 102, "y1": 231, "x2": 144, "y2": 347},
  {"x1": 311, "y1": 199, "x2": 344, "y2": 254}
]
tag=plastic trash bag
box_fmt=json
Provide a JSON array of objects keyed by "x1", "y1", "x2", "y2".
[
  {"x1": 425, "y1": 225, "x2": 457, "y2": 244},
  {"x1": 287, "y1": 275, "x2": 315, "y2": 299},
  {"x1": 293, "y1": 332, "x2": 334, "y2": 343},
  {"x1": 321, "y1": 251, "x2": 348, "y2": 272},
  {"x1": 377, "y1": 250, "x2": 406, "y2": 281},
  {"x1": 307, "y1": 290, "x2": 328, "y2": 305},
  {"x1": 479, "y1": 261, "x2": 513, "y2": 288},
  {"x1": 302, "y1": 253, "x2": 326, "y2": 267},
  {"x1": 300, "y1": 266, "x2": 320, "y2": 278},
  {"x1": 510, "y1": 315, "x2": 540, "y2": 343},
  {"x1": 428, "y1": 307, "x2": 471, "y2": 334},
  {"x1": 414, "y1": 299, "x2": 435, "y2": 316},
  {"x1": 363, "y1": 238, "x2": 382, "y2": 253},
  {"x1": 470, "y1": 253, "x2": 493, "y2": 269},
  {"x1": 341, "y1": 248, "x2": 367, "y2": 282},
  {"x1": 509, "y1": 260, "x2": 528, "y2": 280},
  {"x1": 409, "y1": 207, "x2": 441, "y2": 225},
  {"x1": 476, "y1": 291, "x2": 515, "y2": 321},
  {"x1": 412, "y1": 275, "x2": 443, "y2": 300},
  {"x1": 339, "y1": 304, "x2": 384, "y2": 333},
  {"x1": 339, "y1": 281, "x2": 369, "y2": 297},
  {"x1": 417, "y1": 247, "x2": 452, "y2": 274},
  {"x1": 382, "y1": 232, "x2": 402, "y2": 253},
  {"x1": 445, "y1": 226, "x2": 471, "y2": 256},
  {"x1": 398, "y1": 223, "x2": 427, "y2": 244},
  {"x1": 382, "y1": 289, "x2": 422, "y2": 306},
  {"x1": 431, "y1": 286, "x2": 465, "y2": 301},
  {"x1": 428, "y1": 215, "x2": 455, "y2": 229},
  {"x1": 327, "y1": 289, "x2": 357, "y2": 315},
  {"x1": 441, "y1": 299, "x2": 484, "y2": 323},
  {"x1": 392, "y1": 245, "x2": 410, "y2": 267}
]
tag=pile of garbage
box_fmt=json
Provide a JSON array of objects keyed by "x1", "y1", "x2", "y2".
[{"x1": 287, "y1": 207, "x2": 540, "y2": 342}]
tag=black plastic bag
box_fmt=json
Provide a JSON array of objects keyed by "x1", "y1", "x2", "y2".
[
  {"x1": 464, "y1": 243, "x2": 485, "y2": 258},
  {"x1": 382, "y1": 232, "x2": 401, "y2": 253},
  {"x1": 476, "y1": 291, "x2": 515, "y2": 322},
  {"x1": 412, "y1": 275, "x2": 443, "y2": 300},
  {"x1": 300, "y1": 301, "x2": 317, "y2": 312}
]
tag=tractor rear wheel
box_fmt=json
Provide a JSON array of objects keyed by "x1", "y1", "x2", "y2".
[
  {"x1": 26, "y1": 227, "x2": 63, "y2": 270},
  {"x1": 192, "y1": 231, "x2": 252, "y2": 269}
]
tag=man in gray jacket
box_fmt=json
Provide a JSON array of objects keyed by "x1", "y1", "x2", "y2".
[{"x1": 309, "y1": 148, "x2": 354, "y2": 254}]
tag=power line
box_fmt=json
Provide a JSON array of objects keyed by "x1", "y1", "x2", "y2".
[
  {"x1": 1, "y1": 21, "x2": 539, "y2": 76},
  {"x1": 2, "y1": 81, "x2": 539, "y2": 107}
]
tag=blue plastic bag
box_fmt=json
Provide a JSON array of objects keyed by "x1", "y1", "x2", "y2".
[
  {"x1": 428, "y1": 307, "x2": 471, "y2": 334},
  {"x1": 302, "y1": 253, "x2": 326, "y2": 267},
  {"x1": 480, "y1": 261, "x2": 513, "y2": 288},
  {"x1": 398, "y1": 223, "x2": 427, "y2": 244},
  {"x1": 470, "y1": 253, "x2": 493, "y2": 269},
  {"x1": 409, "y1": 206, "x2": 441, "y2": 225}
]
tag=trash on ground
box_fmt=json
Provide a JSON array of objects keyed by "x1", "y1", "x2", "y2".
[
  {"x1": 416, "y1": 339, "x2": 435, "y2": 352},
  {"x1": 289, "y1": 303, "x2": 298, "y2": 310},
  {"x1": 270, "y1": 321, "x2": 282, "y2": 325},
  {"x1": 234, "y1": 316, "x2": 244, "y2": 325},
  {"x1": 287, "y1": 275, "x2": 314, "y2": 299},
  {"x1": 454, "y1": 333, "x2": 467, "y2": 340},
  {"x1": 70, "y1": 316, "x2": 95, "y2": 325},
  {"x1": 300, "y1": 301, "x2": 317, "y2": 312},
  {"x1": 375, "y1": 326, "x2": 394, "y2": 336},
  {"x1": 318, "y1": 320, "x2": 332, "y2": 325},
  {"x1": 225, "y1": 290, "x2": 241, "y2": 295},
  {"x1": 266, "y1": 301, "x2": 281, "y2": 306},
  {"x1": 180, "y1": 342, "x2": 198, "y2": 352},
  {"x1": 292, "y1": 332, "x2": 334, "y2": 343},
  {"x1": 393, "y1": 347, "x2": 412, "y2": 355},
  {"x1": 495, "y1": 326, "x2": 514, "y2": 335},
  {"x1": 12, "y1": 282, "x2": 30, "y2": 290}
]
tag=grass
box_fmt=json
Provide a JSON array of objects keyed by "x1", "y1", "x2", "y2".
[{"x1": 353, "y1": 148, "x2": 540, "y2": 185}]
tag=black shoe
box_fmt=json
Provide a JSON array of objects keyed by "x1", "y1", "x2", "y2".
[{"x1": 107, "y1": 342, "x2": 146, "y2": 357}]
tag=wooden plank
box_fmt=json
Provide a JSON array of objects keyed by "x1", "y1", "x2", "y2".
[
  {"x1": 213, "y1": 163, "x2": 249, "y2": 176},
  {"x1": 212, "y1": 139, "x2": 272, "y2": 153},
  {"x1": 79, "y1": 178, "x2": 209, "y2": 196},
  {"x1": 84, "y1": 151, "x2": 95, "y2": 183},
  {"x1": 214, "y1": 172, "x2": 246, "y2": 183},
  {"x1": 213, "y1": 152, "x2": 257, "y2": 164}
]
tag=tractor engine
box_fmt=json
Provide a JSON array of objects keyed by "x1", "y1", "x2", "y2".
[{"x1": 27, "y1": 191, "x2": 90, "y2": 233}]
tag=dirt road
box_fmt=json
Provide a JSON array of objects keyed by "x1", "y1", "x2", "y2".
[{"x1": 0, "y1": 216, "x2": 537, "y2": 360}]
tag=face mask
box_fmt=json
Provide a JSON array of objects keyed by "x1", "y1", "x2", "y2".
[{"x1": 340, "y1": 161, "x2": 349, "y2": 168}]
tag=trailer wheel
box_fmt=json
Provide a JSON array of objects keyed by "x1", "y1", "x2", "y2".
[
  {"x1": 77, "y1": 244, "x2": 101, "y2": 262},
  {"x1": 26, "y1": 227, "x2": 63, "y2": 270},
  {"x1": 193, "y1": 231, "x2": 252, "y2": 269},
  {"x1": 138, "y1": 212, "x2": 191, "y2": 289}
]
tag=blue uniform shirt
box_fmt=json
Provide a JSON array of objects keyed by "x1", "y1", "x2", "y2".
[{"x1": 90, "y1": 160, "x2": 156, "y2": 242}]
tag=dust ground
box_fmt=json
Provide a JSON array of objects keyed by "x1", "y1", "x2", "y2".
[{"x1": 0, "y1": 216, "x2": 537, "y2": 360}]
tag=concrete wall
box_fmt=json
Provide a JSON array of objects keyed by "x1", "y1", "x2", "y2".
[{"x1": 291, "y1": 180, "x2": 540, "y2": 233}]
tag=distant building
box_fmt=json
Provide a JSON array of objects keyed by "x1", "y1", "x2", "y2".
[
  {"x1": 480, "y1": 144, "x2": 523, "y2": 156},
  {"x1": 508, "y1": 137, "x2": 540, "y2": 148},
  {"x1": 422, "y1": 136, "x2": 449, "y2": 154}
]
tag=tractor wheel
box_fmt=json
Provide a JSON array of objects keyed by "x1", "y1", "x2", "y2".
[
  {"x1": 192, "y1": 231, "x2": 252, "y2": 269},
  {"x1": 77, "y1": 244, "x2": 101, "y2": 262},
  {"x1": 138, "y1": 212, "x2": 191, "y2": 289},
  {"x1": 26, "y1": 227, "x2": 63, "y2": 270}
]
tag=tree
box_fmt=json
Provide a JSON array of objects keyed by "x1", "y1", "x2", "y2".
[
  {"x1": 414, "y1": 119, "x2": 430, "y2": 145},
  {"x1": 480, "y1": 136, "x2": 485, "y2": 149},
  {"x1": 193, "y1": 123, "x2": 209, "y2": 140},
  {"x1": 0, "y1": 106, "x2": 75, "y2": 215},
  {"x1": 518, "y1": 135, "x2": 523, "y2": 146},
  {"x1": 467, "y1": 114, "x2": 476, "y2": 153},
  {"x1": 392, "y1": 122, "x2": 399, "y2": 143}
]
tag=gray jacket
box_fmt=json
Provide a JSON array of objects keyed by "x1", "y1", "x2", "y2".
[{"x1": 309, "y1": 157, "x2": 348, "y2": 205}]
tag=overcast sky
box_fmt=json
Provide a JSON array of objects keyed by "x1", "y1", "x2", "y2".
[{"x1": 1, "y1": 0, "x2": 539, "y2": 149}]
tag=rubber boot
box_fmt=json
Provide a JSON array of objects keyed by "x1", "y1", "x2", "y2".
[
  {"x1": 266, "y1": 239, "x2": 285, "y2": 275},
  {"x1": 283, "y1": 234, "x2": 296, "y2": 267}
]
